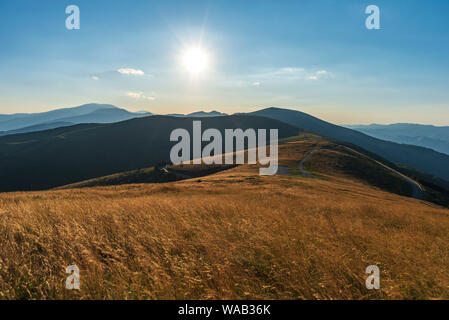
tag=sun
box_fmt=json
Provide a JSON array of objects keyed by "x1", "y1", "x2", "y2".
[{"x1": 182, "y1": 47, "x2": 209, "y2": 75}]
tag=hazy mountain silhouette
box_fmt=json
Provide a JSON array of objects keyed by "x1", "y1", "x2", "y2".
[
  {"x1": 0, "y1": 121, "x2": 73, "y2": 137},
  {"x1": 346, "y1": 123, "x2": 449, "y2": 155},
  {"x1": 166, "y1": 111, "x2": 228, "y2": 117},
  {"x1": 54, "y1": 107, "x2": 151, "y2": 124},
  {"x1": 0, "y1": 103, "x2": 151, "y2": 132},
  {"x1": 187, "y1": 111, "x2": 228, "y2": 117},
  {"x1": 251, "y1": 107, "x2": 449, "y2": 182}
]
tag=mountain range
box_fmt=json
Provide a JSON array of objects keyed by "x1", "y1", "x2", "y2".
[
  {"x1": 346, "y1": 123, "x2": 449, "y2": 156},
  {"x1": 0, "y1": 103, "x2": 151, "y2": 135},
  {"x1": 0, "y1": 104, "x2": 230, "y2": 137},
  {"x1": 166, "y1": 110, "x2": 228, "y2": 117},
  {"x1": 1, "y1": 104, "x2": 449, "y2": 195}
]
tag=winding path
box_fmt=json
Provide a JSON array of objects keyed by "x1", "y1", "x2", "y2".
[
  {"x1": 284, "y1": 147, "x2": 424, "y2": 200},
  {"x1": 297, "y1": 149, "x2": 319, "y2": 178},
  {"x1": 339, "y1": 146, "x2": 424, "y2": 200}
]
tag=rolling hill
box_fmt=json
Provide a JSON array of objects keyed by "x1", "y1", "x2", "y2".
[
  {"x1": 56, "y1": 164, "x2": 236, "y2": 189},
  {"x1": 277, "y1": 141, "x2": 415, "y2": 198},
  {"x1": 1, "y1": 140, "x2": 448, "y2": 299},
  {"x1": 4, "y1": 104, "x2": 448, "y2": 189},
  {"x1": 52, "y1": 135, "x2": 449, "y2": 206},
  {"x1": 251, "y1": 107, "x2": 449, "y2": 184},
  {"x1": 0, "y1": 115, "x2": 300, "y2": 192}
]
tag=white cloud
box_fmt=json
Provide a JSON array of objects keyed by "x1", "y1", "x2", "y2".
[
  {"x1": 307, "y1": 70, "x2": 332, "y2": 81},
  {"x1": 252, "y1": 82, "x2": 261, "y2": 86},
  {"x1": 126, "y1": 92, "x2": 142, "y2": 99},
  {"x1": 117, "y1": 68, "x2": 145, "y2": 76},
  {"x1": 91, "y1": 76, "x2": 99, "y2": 81},
  {"x1": 255, "y1": 67, "x2": 332, "y2": 81},
  {"x1": 126, "y1": 92, "x2": 155, "y2": 100},
  {"x1": 254, "y1": 67, "x2": 307, "y2": 80},
  {"x1": 270, "y1": 67, "x2": 306, "y2": 78}
]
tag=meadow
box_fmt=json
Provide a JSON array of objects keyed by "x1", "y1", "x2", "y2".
[{"x1": 0, "y1": 141, "x2": 448, "y2": 299}]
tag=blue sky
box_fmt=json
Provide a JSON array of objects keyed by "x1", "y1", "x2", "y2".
[{"x1": 0, "y1": 0, "x2": 448, "y2": 124}]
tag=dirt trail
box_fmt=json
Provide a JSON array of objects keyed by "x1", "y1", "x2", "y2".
[
  {"x1": 340, "y1": 146, "x2": 424, "y2": 199},
  {"x1": 297, "y1": 149, "x2": 319, "y2": 178},
  {"x1": 279, "y1": 147, "x2": 424, "y2": 200}
]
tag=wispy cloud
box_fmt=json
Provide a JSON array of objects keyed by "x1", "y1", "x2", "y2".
[
  {"x1": 117, "y1": 68, "x2": 145, "y2": 76},
  {"x1": 91, "y1": 76, "x2": 99, "y2": 81},
  {"x1": 258, "y1": 67, "x2": 306, "y2": 79},
  {"x1": 126, "y1": 92, "x2": 155, "y2": 100},
  {"x1": 308, "y1": 70, "x2": 331, "y2": 80},
  {"x1": 254, "y1": 67, "x2": 332, "y2": 81},
  {"x1": 252, "y1": 82, "x2": 261, "y2": 86}
]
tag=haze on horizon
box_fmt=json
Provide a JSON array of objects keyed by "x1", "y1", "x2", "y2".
[{"x1": 0, "y1": 0, "x2": 448, "y2": 125}]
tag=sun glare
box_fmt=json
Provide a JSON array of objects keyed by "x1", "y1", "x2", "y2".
[{"x1": 182, "y1": 47, "x2": 209, "y2": 75}]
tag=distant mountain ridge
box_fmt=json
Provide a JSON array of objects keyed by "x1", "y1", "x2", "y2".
[
  {"x1": 1, "y1": 104, "x2": 449, "y2": 190},
  {"x1": 0, "y1": 103, "x2": 151, "y2": 133},
  {"x1": 346, "y1": 123, "x2": 449, "y2": 155},
  {"x1": 0, "y1": 121, "x2": 74, "y2": 137},
  {"x1": 166, "y1": 110, "x2": 228, "y2": 117},
  {"x1": 0, "y1": 105, "x2": 229, "y2": 136}
]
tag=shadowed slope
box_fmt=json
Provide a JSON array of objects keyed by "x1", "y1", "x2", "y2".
[{"x1": 0, "y1": 115, "x2": 300, "y2": 192}]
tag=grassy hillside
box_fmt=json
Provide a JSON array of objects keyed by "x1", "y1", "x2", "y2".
[
  {"x1": 252, "y1": 107, "x2": 449, "y2": 184},
  {"x1": 56, "y1": 167, "x2": 181, "y2": 189},
  {"x1": 57, "y1": 164, "x2": 236, "y2": 189},
  {"x1": 57, "y1": 137, "x2": 418, "y2": 200},
  {"x1": 56, "y1": 137, "x2": 448, "y2": 205},
  {"x1": 278, "y1": 141, "x2": 414, "y2": 197},
  {"x1": 0, "y1": 115, "x2": 300, "y2": 192},
  {"x1": 0, "y1": 141, "x2": 448, "y2": 299}
]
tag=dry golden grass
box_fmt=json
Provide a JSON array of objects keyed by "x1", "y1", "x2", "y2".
[{"x1": 0, "y1": 141, "x2": 448, "y2": 299}]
